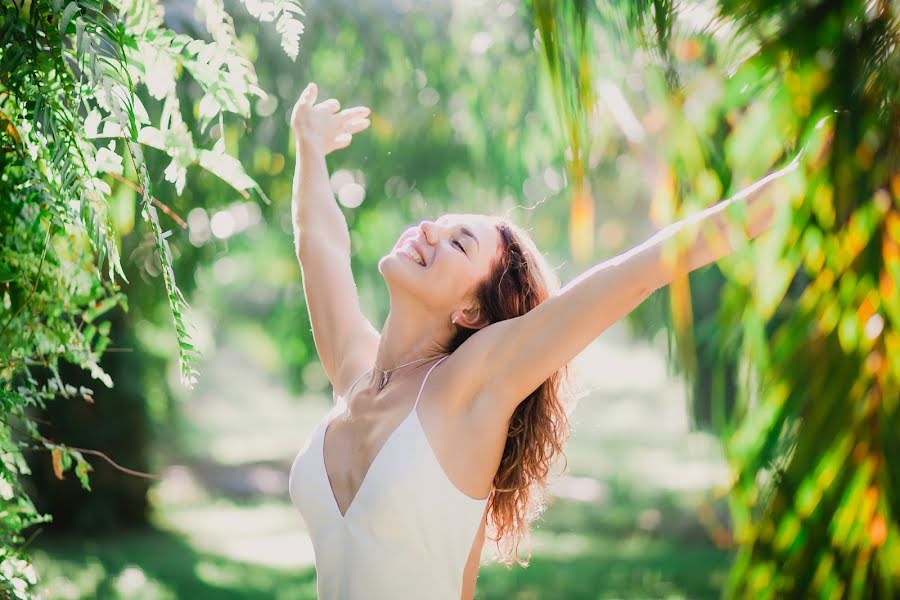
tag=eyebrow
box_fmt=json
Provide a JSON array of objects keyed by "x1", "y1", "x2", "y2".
[{"x1": 460, "y1": 226, "x2": 480, "y2": 253}]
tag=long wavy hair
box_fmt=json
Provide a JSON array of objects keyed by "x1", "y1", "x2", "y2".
[{"x1": 443, "y1": 217, "x2": 575, "y2": 566}]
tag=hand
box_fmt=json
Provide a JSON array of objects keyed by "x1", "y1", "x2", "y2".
[{"x1": 291, "y1": 82, "x2": 371, "y2": 155}]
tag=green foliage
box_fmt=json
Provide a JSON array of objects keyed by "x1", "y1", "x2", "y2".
[
  {"x1": 0, "y1": 0, "x2": 302, "y2": 595},
  {"x1": 199, "y1": 3, "x2": 569, "y2": 395},
  {"x1": 531, "y1": 0, "x2": 598, "y2": 262},
  {"x1": 532, "y1": 0, "x2": 900, "y2": 596}
]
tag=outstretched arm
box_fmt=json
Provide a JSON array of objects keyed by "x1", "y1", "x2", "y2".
[
  {"x1": 291, "y1": 82, "x2": 380, "y2": 396},
  {"x1": 465, "y1": 159, "x2": 799, "y2": 416}
]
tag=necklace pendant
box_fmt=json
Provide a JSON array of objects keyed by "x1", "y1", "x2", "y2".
[{"x1": 379, "y1": 371, "x2": 390, "y2": 390}]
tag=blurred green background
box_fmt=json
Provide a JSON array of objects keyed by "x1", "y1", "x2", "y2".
[
  {"x1": 24, "y1": 1, "x2": 728, "y2": 598},
  {"x1": 10, "y1": 0, "x2": 898, "y2": 597}
]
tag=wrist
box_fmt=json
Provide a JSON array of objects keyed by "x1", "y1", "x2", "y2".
[{"x1": 295, "y1": 134, "x2": 326, "y2": 159}]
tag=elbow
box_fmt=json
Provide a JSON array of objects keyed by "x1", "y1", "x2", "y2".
[{"x1": 294, "y1": 229, "x2": 351, "y2": 266}]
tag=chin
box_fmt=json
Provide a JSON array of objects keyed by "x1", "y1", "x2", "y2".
[
  {"x1": 379, "y1": 253, "x2": 426, "y2": 298},
  {"x1": 379, "y1": 252, "x2": 411, "y2": 283}
]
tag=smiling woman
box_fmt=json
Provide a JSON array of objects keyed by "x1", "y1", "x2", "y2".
[{"x1": 286, "y1": 81, "x2": 797, "y2": 600}]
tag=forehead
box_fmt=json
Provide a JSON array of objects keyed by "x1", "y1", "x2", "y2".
[
  {"x1": 436, "y1": 214, "x2": 502, "y2": 262},
  {"x1": 436, "y1": 213, "x2": 498, "y2": 238}
]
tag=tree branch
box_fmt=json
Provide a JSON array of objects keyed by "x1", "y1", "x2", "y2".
[
  {"x1": 2, "y1": 418, "x2": 161, "y2": 480},
  {"x1": 109, "y1": 172, "x2": 188, "y2": 229}
]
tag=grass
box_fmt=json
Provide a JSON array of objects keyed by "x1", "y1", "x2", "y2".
[
  {"x1": 31, "y1": 526, "x2": 317, "y2": 599},
  {"x1": 30, "y1": 322, "x2": 733, "y2": 599},
  {"x1": 31, "y1": 505, "x2": 729, "y2": 599}
]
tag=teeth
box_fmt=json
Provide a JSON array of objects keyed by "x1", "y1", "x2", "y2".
[{"x1": 401, "y1": 245, "x2": 425, "y2": 266}]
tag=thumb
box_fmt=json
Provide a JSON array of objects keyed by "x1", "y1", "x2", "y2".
[{"x1": 300, "y1": 81, "x2": 318, "y2": 105}]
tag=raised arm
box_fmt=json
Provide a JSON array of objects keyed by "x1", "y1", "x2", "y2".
[
  {"x1": 291, "y1": 82, "x2": 379, "y2": 396},
  {"x1": 468, "y1": 159, "x2": 799, "y2": 416}
]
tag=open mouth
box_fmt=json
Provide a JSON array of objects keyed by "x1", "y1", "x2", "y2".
[{"x1": 398, "y1": 244, "x2": 426, "y2": 266}]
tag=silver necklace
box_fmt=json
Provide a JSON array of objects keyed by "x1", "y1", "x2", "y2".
[{"x1": 373, "y1": 353, "x2": 447, "y2": 391}]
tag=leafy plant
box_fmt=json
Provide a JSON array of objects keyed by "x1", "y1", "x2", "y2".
[
  {"x1": 530, "y1": 0, "x2": 899, "y2": 596},
  {"x1": 0, "y1": 0, "x2": 302, "y2": 595}
]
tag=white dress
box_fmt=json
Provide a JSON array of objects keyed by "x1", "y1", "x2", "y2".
[{"x1": 289, "y1": 355, "x2": 489, "y2": 599}]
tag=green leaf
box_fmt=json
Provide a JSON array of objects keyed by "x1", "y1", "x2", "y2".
[
  {"x1": 75, "y1": 16, "x2": 86, "y2": 60},
  {"x1": 59, "y1": 3, "x2": 80, "y2": 35},
  {"x1": 74, "y1": 459, "x2": 93, "y2": 492},
  {"x1": 82, "y1": 292, "x2": 125, "y2": 323},
  {"x1": 197, "y1": 149, "x2": 259, "y2": 192},
  {"x1": 0, "y1": 264, "x2": 18, "y2": 283}
]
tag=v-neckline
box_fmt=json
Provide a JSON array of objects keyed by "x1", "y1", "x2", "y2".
[{"x1": 321, "y1": 399, "x2": 422, "y2": 520}]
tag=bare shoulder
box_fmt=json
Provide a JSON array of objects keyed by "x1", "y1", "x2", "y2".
[{"x1": 432, "y1": 322, "x2": 515, "y2": 417}]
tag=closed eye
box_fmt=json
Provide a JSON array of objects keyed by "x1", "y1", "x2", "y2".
[{"x1": 453, "y1": 240, "x2": 467, "y2": 255}]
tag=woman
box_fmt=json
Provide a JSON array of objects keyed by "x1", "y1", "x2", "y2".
[{"x1": 287, "y1": 81, "x2": 796, "y2": 600}]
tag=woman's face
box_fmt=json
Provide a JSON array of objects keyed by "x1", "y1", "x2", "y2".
[{"x1": 379, "y1": 213, "x2": 503, "y2": 319}]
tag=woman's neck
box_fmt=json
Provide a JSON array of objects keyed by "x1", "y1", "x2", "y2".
[{"x1": 375, "y1": 307, "x2": 451, "y2": 373}]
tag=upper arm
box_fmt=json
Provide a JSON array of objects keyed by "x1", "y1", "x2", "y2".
[
  {"x1": 460, "y1": 505, "x2": 487, "y2": 600},
  {"x1": 297, "y1": 233, "x2": 380, "y2": 397},
  {"x1": 459, "y1": 232, "x2": 673, "y2": 416},
  {"x1": 456, "y1": 165, "x2": 794, "y2": 416}
]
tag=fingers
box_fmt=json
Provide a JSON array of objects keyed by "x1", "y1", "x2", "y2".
[
  {"x1": 318, "y1": 98, "x2": 340, "y2": 113},
  {"x1": 338, "y1": 106, "x2": 372, "y2": 136},
  {"x1": 333, "y1": 133, "x2": 353, "y2": 150},
  {"x1": 298, "y1": 81, "x2": 318, "y2": 106},
  {"x1": 343, "y1": 118, "x2": 371, "y2": 134},
  {"x1": 338, "y1": 106, "x2": 371, "y2": 120}
]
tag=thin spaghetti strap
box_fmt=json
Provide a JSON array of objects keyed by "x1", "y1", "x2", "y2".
[
  {"x1": 413, "y1": 355, "x2": 450, "y2": 410},
  {"x1": 337, "y1": 368, "x2": 371, "y2": 401}
]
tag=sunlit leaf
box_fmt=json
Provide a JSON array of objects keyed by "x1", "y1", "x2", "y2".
[{"x1": 50, "y1": 449, "x2": 64, "y2": 480}]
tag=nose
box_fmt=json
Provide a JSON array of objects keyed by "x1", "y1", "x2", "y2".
[{"x1": 419, "y1": 220, "x2": 438, "y2": 244}]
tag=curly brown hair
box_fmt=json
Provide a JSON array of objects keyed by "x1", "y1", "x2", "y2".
[{"x1": 443, "y1": 217, "x2": 574, "y2": 566}]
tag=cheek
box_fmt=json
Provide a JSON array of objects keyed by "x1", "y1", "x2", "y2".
[
  {"x1": 437, "y1": 260, "x2": 479, "y2": 296},
  {"x1": 393, "y1": 228, "x2": 416, "y2": 249}
]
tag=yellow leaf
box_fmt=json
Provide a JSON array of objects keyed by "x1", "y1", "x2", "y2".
[
  {"x1": 869, "y1": 514, "x2": 887, "y2": 547},
  {"x1": 649, "y1": 167, "x2": 675, "y2": 227},
  {"x1": 0, "y1": 110, "x2": 22, "y2": 146},
  {"x1": 51, "y1": 448, "x2": 64, "y2": 480},
  {"x1": 569, "y1": 184, "x2": 594, "y2": 262},
  {"x1": 890, "y1": 174, "x2": 900, "y2": 201}
]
